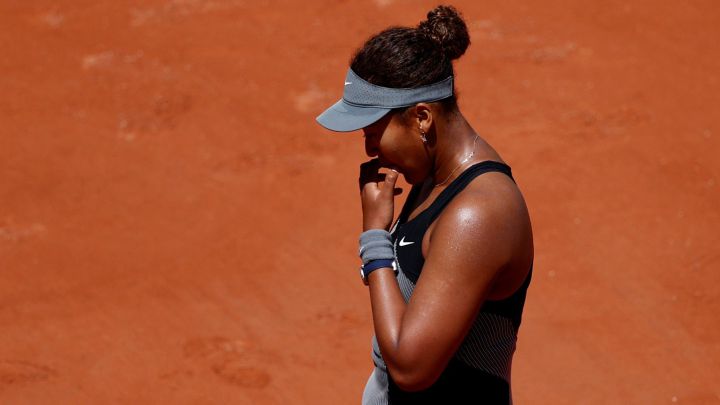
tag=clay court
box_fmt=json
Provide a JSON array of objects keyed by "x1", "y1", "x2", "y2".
[{"x1": 1, "y1": 0, "x2": 719, "y2": 403}]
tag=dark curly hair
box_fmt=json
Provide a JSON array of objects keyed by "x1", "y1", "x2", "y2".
[{"x1": 350, "y1": 5, "x2": 471, "y2": 115}]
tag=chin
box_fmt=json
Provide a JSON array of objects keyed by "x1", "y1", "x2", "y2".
[
  {"x1": 403, "y1": 167, "x2": 433, "y2": 186},
  {"x1": 403, "y1": 172, "x2": 422, "y2": 185}
]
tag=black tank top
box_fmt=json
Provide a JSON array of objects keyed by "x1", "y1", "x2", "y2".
[{"x1": 385, "y1": 161, "x2": 533, "y2": 404}]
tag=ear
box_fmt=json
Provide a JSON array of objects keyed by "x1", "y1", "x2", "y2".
[{"x1": 413, "y1": 103, "x2": 433, "y2": 132}]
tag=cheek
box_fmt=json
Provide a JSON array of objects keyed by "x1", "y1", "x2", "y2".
[
  {"x1": 381, "y1": 133, "x2": 410, "y2": 164},
  {"x1": 382, "y1": 133, "x2": 426, "y2": 173},
  {"x1": 401, "y1": 140, "x2": 434, "y2": 182}
]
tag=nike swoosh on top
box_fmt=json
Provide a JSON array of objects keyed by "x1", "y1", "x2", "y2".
[{"x1": 399, "y1": 237, "x2": 414, "y2": 247}]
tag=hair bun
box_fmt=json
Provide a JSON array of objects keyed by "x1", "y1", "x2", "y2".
[{"x1": 417, "y1": 5, "x2": 470, "y2": 61}]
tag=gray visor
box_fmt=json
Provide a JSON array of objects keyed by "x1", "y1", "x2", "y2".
[{"x1": 316, "y1": 69, "x2": 453, "y2": 132}]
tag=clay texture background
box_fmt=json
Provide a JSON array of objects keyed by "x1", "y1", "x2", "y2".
[{"x1": 1, "y1": 0, "x2": 719, "y2": 403}]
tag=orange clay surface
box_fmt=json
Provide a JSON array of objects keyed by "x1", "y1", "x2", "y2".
[{"x1": 1, "y1": 1, "x2": 719, "y2": 403}]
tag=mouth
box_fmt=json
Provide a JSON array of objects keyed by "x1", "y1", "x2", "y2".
[
  {"x1": 377, "y1": 158, "x2": 397, "y2": 170},
  {"x1": 379, "y1": 162, "x2": 400, "y2": 172}
]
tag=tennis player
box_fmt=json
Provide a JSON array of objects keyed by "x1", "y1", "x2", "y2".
[{"x1": 317, "y1": 6, "x2": 533, "y2": 404}]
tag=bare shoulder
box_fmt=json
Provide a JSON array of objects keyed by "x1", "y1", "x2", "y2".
[
  {"x1": 425, "y1": 171, "x2": 533, "y2": 296},
  {"x1": 432, "y1": 171, "x2": 531, "y2": 247}
]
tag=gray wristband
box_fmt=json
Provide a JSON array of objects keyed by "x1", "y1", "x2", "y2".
[{"x1": 359, "y1": 229, "x2": 394, "y2": 265}]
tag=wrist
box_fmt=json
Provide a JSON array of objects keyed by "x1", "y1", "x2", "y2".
[
  {"x1": 360, "y1": 259, "x2": 397, "y2": 286},
  {"x1": 359, "y1": 229, "x2": 394, "y2": 264},
  {"x1": 358, "y1": 230, "x2": 397, "y2": 285},
  {"x1": 363, "y1": 221, "x2": 389, "y2": 232}
]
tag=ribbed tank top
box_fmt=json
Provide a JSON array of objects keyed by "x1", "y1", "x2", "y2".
[{"x1": 373, "y1": 161, "x2": 532, "y2": 405}]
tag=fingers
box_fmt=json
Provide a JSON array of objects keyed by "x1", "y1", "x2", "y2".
[
  {"x1": 375, "y1": 169, "x2": 398, "y2": 196},
  {"x1": 359, "y1": 158, "x2": 379, "y2": 175},
  {"x1": 359, "y1": 159, "x2": 383, "y2": 190},
  {"x1": 358, "y1": 163, "x2": 399, "y2": 231},
  {"x1": 359, "y1": 161, "x2": 401, "y2": 197},
  {"x1": 384, "y1": 169, "x2": 399, "y2": 187},
  {"x1": 359, "y1": 158, "x2": 380, "y2": 174}
]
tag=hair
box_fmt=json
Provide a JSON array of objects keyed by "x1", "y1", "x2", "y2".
[{"x1": 350, "y1": 5, "x2": 471, "y2": 117}]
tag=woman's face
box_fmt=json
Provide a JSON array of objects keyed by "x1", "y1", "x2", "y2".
[{"x1": 362, "y1": 112, "x2": 430, "y2": 184}]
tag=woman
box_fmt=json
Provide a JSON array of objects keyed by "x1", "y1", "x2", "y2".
[{"x1": 316, "y1": 6, "x2": 533, "y2": 404}]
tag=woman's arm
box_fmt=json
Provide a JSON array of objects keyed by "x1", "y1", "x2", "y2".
[{"x1": 360, "y1": 163, "x2": 522, "y2": 391}]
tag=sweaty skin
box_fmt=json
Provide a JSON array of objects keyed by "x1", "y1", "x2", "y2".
[{"x1": 358, "y1": 107, "x2": 533, "y2": 392}]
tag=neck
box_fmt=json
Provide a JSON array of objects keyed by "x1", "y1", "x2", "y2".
[{"x1": 430, "y1": 113, "x2": 481, "y2": 187}]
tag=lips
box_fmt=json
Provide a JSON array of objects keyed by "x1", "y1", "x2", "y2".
[{"x1": 378, "y1": 160, "x2": 400, "y2": 172}]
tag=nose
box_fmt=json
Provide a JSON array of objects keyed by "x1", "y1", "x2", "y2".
[{"x1": 364, "y1": 135, "x2": 379, "y2": 157}]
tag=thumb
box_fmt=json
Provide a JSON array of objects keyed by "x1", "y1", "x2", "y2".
[{"x1": 384, "y1": 169, "x2": 399, "y2": 189}]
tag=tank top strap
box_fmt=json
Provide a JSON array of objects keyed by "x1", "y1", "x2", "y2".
[
  {"x1": 423, "y1": 160, "x2": 513, "y2": 224},
  {"x1": 397, "y1": 182, "x2": 423, "y2": 225}
]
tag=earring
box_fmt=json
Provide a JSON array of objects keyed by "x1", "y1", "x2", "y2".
[{"x1": 419, "y1": 128, "x2": 427, "y2": 143}]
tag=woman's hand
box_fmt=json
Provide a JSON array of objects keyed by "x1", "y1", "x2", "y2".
[{"x1": 359, "y1": 159, "x2": 402, "y2": 231}]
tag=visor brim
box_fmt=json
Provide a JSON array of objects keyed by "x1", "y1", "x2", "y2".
[{"x1": 316, "y1": 99, "x2": 392, "y2": 132}]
